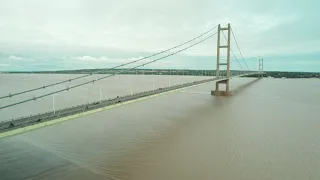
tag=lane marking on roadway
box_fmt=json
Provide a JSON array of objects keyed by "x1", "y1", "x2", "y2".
[{"x1": 0, "y1": 80, "x2": 213, "y2": 139}]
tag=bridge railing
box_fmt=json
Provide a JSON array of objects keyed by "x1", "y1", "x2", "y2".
[{"x1": 0, "y1": 77, "x2": 218, "y2": 132}]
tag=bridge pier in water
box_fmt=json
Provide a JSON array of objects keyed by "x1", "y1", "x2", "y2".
[{"x1": 211, "y1": 79, "x2": 232, "y2": 96}]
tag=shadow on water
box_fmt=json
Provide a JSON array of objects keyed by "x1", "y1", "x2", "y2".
[
  {"x1": 111, "y1": 78, "x2": 264, "y2": 179},
  {"x1": 231, "y1": 77, "x2": 262, "y2": 95},
  {"x1": 212, "y1": 78, "x2": 262, "y2": 107}
]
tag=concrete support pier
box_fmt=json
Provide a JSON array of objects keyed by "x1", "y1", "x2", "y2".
[{"x1": 211, "y1": 79, "x2": 232, "y2": 96}]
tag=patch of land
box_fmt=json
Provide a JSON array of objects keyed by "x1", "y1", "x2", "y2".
[{"x1": 2, "y1": 69, "x2": 320, "y2": 78}]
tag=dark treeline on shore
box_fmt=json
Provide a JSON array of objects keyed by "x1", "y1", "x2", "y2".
[{"x1": 2, "y1": 69, "x2": 320, "y2": 78}]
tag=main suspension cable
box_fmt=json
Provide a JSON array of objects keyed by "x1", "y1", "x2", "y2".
[
  {"x1": 0, "y1": 31, "x2": 218, "y2": 110},
  {"x1": 0, "y1": 25, "x2": 218, "y2": 100}
]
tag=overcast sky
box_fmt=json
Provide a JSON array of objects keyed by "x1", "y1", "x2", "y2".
[{"x1": 0, "y1": 0, "x2": 319, "y2": 72}]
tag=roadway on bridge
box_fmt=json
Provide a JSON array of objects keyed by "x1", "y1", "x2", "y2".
[
  {"x1": 0, "y1": 74, "x2": 213, "y2": 121},
  {"x1": 1, "y1": 78, "x2": 319, "y2": 180}
]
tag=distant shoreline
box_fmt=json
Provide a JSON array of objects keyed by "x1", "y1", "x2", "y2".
[{"x1": 1, "y1": 69, "x2": 319, "y2": 79}]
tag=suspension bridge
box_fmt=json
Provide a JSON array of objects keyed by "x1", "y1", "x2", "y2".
[{"x1": 0, "y1": 23, "x2": 264, "y2": 136}]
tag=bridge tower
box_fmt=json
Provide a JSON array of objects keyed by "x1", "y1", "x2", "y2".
[
  {"x1": 211, "y1": 23, "x2": 232, "y2": 96},
  {"x1": 259, "y1": 58, "x2": 264, "y2": 77}
]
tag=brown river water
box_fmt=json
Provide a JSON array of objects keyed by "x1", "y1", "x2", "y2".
[{"x1": 0, "y1": 74, "x2": 319, "y2": 180}]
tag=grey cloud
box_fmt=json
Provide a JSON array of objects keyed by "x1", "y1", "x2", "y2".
[{"x1": 0, "y1": 0, "x2": 319, "y2": 71}]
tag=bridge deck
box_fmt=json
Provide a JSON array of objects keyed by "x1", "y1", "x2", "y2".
[
  {"x1": 1, "y1": 78, "x2": 218, "y2": 134},
  {"x1": 0, "y1": 73, "x2": 262, "y2": 135}
]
